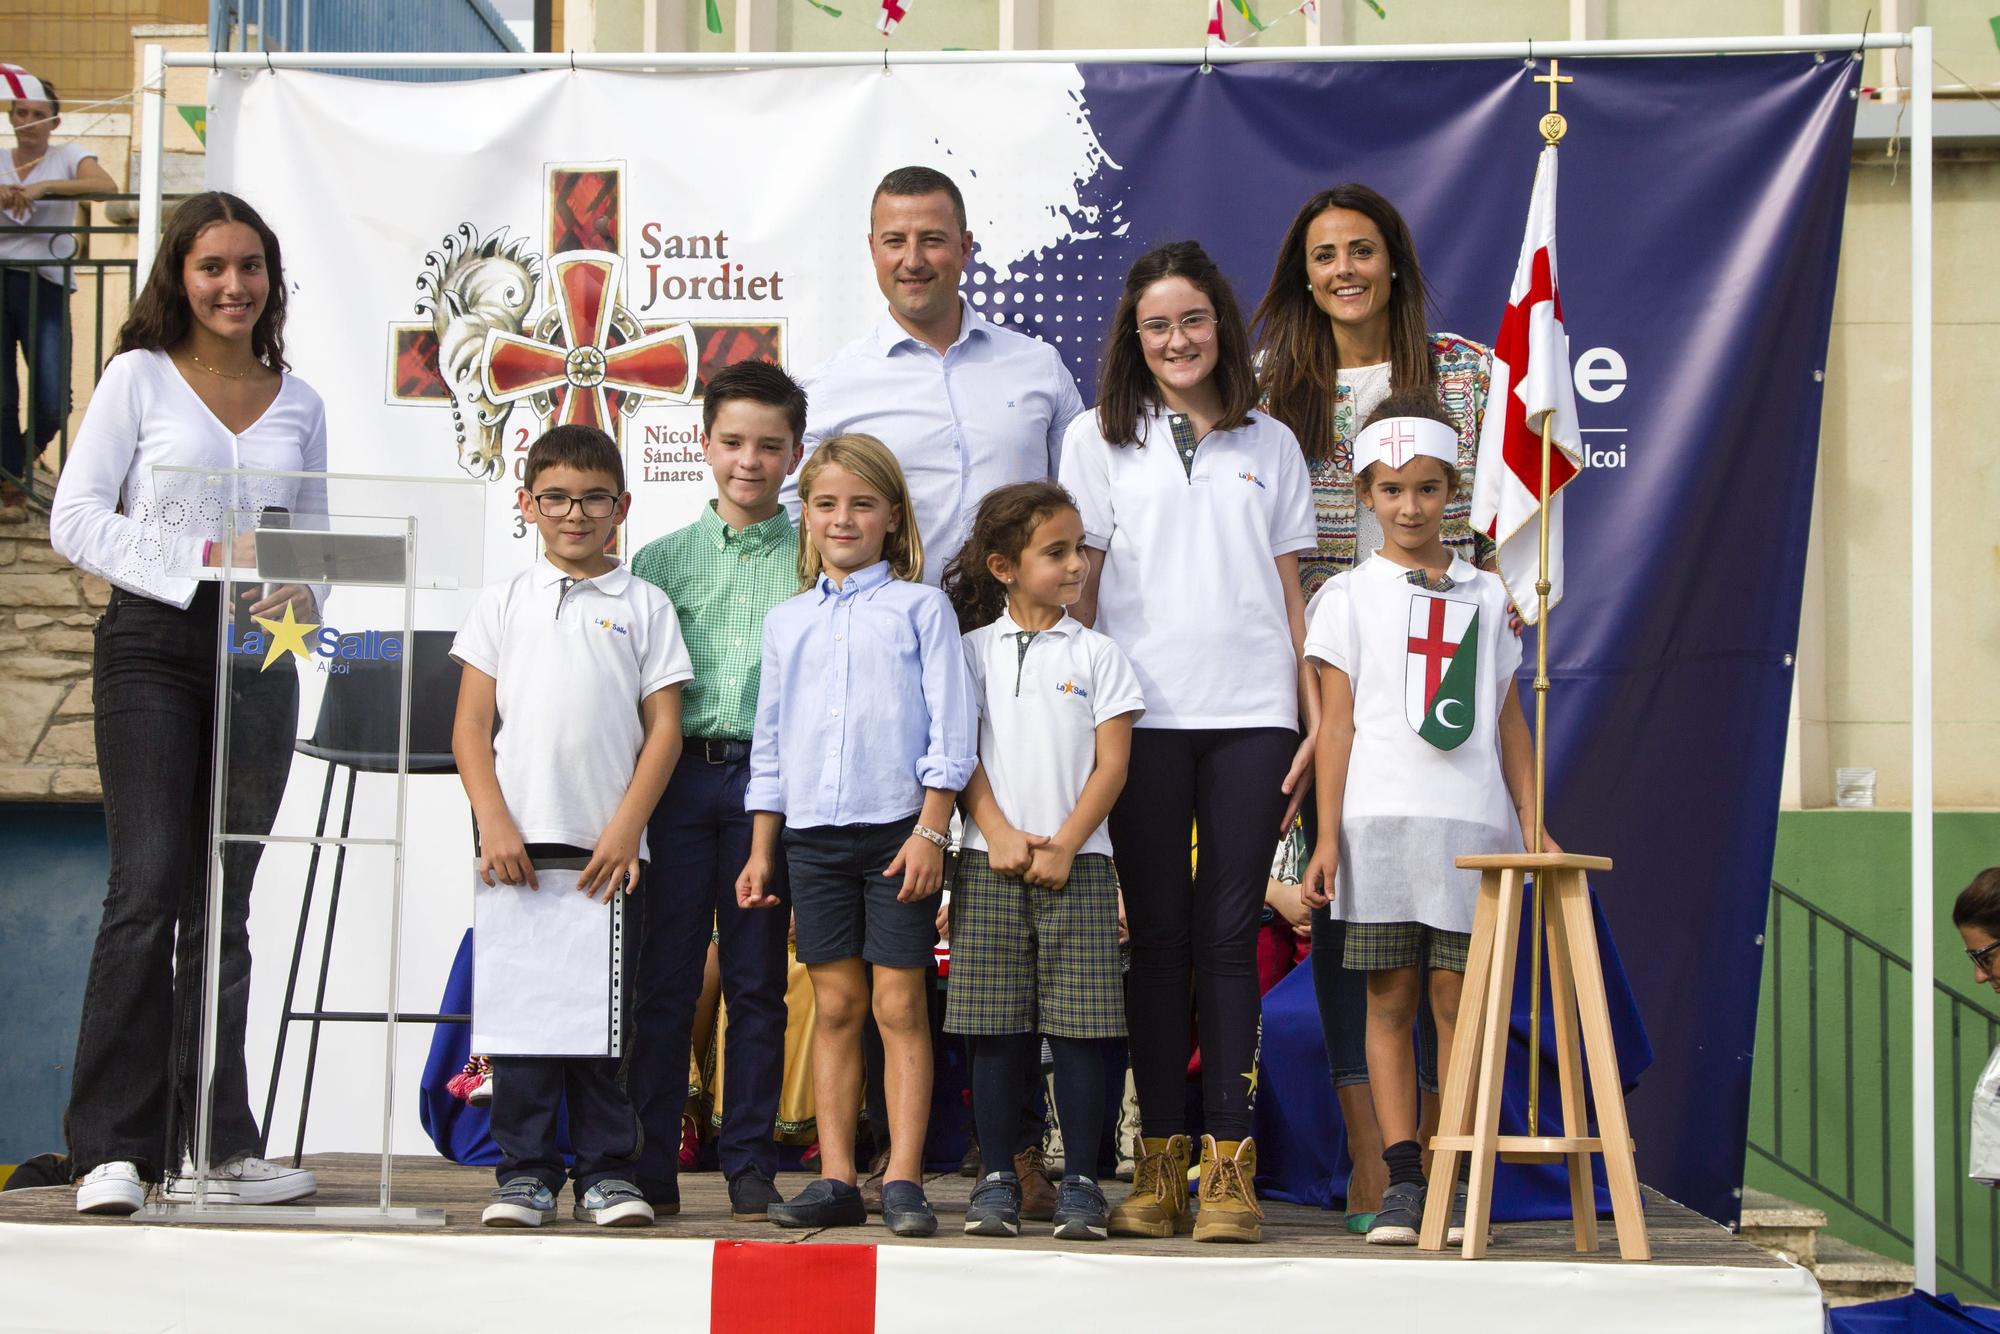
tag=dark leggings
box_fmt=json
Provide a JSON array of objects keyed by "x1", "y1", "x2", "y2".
[
  {"x1": 1109, "y1": 726, "x2": 1296, "y2": 1142},
  {"x1": 970, "y1": 1033, "x2": 1105, "y2": 1181}
]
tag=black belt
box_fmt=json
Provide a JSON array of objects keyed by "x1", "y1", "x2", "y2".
[{"x1": 690, "y1": 736, "x2": 751, "y2": 764}]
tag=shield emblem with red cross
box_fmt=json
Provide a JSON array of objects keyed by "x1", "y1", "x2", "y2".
[{"x1": 1405, "y1": 593, "x2": 1481, "y2": 750}]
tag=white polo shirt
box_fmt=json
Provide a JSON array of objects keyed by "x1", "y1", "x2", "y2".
[
  {"x1": 452, "y1": 558, "x2": 693, "y2": 857},
  {"x1": 785, "y1": 300, "x2": 1084, "y2": 583},
  {"x1": 1058, "y1": 405, "x2": 1315, "y2": 731},
  {"x1": 961, "y1": 610, "x2": 1145, "y2": 858}
]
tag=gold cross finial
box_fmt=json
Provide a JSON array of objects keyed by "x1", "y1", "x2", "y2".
[
  {"x1": 1535, "y1": 58, "x2": 1573, "y2": 113},
  {"x1": 1534, "y1": 59, "x2": 1573, "y2": 145}
]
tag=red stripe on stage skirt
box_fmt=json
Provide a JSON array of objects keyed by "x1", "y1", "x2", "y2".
[{"x1": 710, "y1": 1240, "x2": 876, "y2": 1334}]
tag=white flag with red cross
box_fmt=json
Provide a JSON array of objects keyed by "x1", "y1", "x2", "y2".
[
  {"x1": 1469, "y1": 144, "x2": 1584, "y2": 625},
  {"x1": 0, "y1": 65, "x2": 48, "y2": 105}
]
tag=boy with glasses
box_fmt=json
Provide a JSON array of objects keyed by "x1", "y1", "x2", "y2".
[{"x1": 452, "y1": 424, "x2": 693, "y2": 1228}]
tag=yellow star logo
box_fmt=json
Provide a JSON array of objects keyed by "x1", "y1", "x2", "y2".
[{"x1": 251, "y1": 602, "x2": 319, "y2": 671}]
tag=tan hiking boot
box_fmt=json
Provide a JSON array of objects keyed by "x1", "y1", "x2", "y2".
[
  {"x1": 1109, "y1": 1134, "x2": 1192, "y2": 1237},
  {"x1": 1193, "y1": 1135, "x2": 1264, "y2": 1243}
]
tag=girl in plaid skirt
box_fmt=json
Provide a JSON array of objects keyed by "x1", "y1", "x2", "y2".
[{"x1": 941, "y1": 481, "x2": 1146, "y2": 1241}]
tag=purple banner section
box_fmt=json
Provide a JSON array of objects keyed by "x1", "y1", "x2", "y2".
[{"x1": 1016, "y1": 54, "x2": 1858, "y2": 1226}]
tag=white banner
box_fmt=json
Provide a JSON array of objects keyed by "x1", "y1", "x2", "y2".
[
  {"x1": 208, "y1": 66, "x2": 1113, "y2": 566},
  {"x1": 204, "y1": 64, "x2": 1113, "y2": 1154}
]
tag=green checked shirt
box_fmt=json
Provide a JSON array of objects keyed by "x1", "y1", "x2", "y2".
[{"x1": 630, "y1": 503, "x2": 799, "y2": 741}]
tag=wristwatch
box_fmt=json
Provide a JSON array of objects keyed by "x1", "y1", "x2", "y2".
[{"x1": 911, "y1": 823, "x2": 951, "y2": 850}]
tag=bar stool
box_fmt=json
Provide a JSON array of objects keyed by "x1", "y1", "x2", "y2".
[{"x1": 259, "y1": 629, "x2": 465, "y2": 1164}]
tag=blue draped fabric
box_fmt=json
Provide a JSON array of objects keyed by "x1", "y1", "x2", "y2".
[{"x1": 1830, "y1": 1293, "x2": 2000, "y2": 1333}]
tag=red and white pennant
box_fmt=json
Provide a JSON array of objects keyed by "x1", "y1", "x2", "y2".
[
  {"x1": 876, "y1": 0, "x2": 911, "y2": 35},
  {"x1": 1469, "y1": 145, "x2": 1584, "y2": 626}
]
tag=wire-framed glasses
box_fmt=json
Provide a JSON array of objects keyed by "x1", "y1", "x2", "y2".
[{"x1": 1135, "y1": 312, "x2": 1218, "y2": 345}]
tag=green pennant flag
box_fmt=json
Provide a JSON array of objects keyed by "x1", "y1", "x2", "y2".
[
  {"x1": 178, "y1": 104, "x2": 206, "y2": 145},
  {"x1": 705, "y1": 0, "x2": 724, "y2": 33},
  {"x1": 1416, "y1": 607, "x2": 1479, "y2": 751}
]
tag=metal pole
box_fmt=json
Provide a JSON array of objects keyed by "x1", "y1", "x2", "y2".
[
  {"x1": 380, "y1": 518, "x2": 420, "y2": 1211},
  {"x1": 1528, "y1": 408, "x2": 1552, "y2": 1135},
  {"x1": 137, "y1": 45, "x2": 166, "y2": 279},
  {"x1": 1910, "y1": 21, "x2": 1936, "y2": 1299},
  {"x1": 162, "y1": 32, "x2": 1911, "y2": 71}
]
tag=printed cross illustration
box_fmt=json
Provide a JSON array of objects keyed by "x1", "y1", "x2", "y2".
[
  {"x1": 1407, "y1": 597, "x2": 1458, "y2": 703},
  {"x1": 483, "y1": 251, "x2": 693, "y2": 431},
  {"x1": 1384, "y1": 420, "x2": 1418, "y2": 468}
]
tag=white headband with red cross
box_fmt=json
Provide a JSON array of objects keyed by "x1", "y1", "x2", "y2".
[
  {"x1": 0, "y1": 65, "x2": 48, "y2": 105},
  {"x1": 1352, "y1": 416, "x2": 1457, "y2": 476}
]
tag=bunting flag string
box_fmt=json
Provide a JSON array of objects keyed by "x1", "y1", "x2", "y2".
[
  {"x1": 877, "y1": 0, "x2": 911, "y2": 35},
  {"x1": 1205, "y1": 0, "x2": 1386, "y2": 46}
]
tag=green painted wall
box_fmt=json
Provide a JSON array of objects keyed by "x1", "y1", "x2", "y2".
[{"x1": 1748, "y1": 810, "x2": 2000, "y2": 1299}]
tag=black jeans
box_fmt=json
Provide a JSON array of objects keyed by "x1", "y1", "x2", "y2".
[
  {"x1": 67, "y1": 584, "x2": 298, "y2": 1181},
  {"x1": 0, "y1": 269, "x2": 67, "y2": 482},
  {"x1": 631, "y1": 747, "x2": 790, "y2": 1199},
  {"x1": 1108, "y1": 726, "x2": 1296, "y2": 1142}
]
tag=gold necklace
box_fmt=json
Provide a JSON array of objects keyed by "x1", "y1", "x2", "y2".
[{"x1": 188, "y1": 351, "x2": 254, "y2": 380}]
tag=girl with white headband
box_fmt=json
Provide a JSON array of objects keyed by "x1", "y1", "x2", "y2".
[{"x1": 1299, "y1": 390, "x2": 1548, "y2": 1247}]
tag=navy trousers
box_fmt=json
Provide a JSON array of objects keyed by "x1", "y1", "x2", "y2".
[{"x1": 631, "y1": 746, "x2": 790, "y2": 1201}]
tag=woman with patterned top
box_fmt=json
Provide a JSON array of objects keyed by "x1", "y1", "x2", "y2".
[{"x1": 1249, "y1": 183, "x2": 1494, "y2": 1233}]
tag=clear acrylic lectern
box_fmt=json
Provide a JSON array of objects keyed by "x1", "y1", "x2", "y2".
[{"x1": 139, "y1": 465, "x2": 485, "y2": 1227}]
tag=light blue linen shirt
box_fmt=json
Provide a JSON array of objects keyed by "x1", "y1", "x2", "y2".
[
  {"x1": 784, "y1": 300, "x2": 1084, "y2": 584},
  {"x1": 745, "y1": 560, "x2": 978, "y2": 829}
]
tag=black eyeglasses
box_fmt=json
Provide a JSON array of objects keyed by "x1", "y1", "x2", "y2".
[
  {"x1": 533, "y1": 491, "x2": 619, "y2": 519},
  {"x1": 1968, "y1": 940, "x2": 2000, "y2": 971}
]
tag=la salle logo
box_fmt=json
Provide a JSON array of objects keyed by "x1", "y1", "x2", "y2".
[
  {"x1": 1405, "y1": 594, "x2": 1478, "y2": 751},
  {"x1": 227, "y1": 604, "x2": 403, "y2": 674}
]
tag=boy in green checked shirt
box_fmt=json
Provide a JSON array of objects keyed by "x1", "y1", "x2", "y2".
[{"x1": 629, "y1": 360, "x2": 805, "y2": 1222}]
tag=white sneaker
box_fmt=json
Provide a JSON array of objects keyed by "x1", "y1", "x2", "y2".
[
  {"x1": 467, "y1": 1071, "x2": 494, "y2": 1107},
  {"x1": 76, "y1": 1161, "x2": 146, "y2": 1215},
  {"x1": 162, "y1": 1154, "x2": 317, "y2": 1205}
]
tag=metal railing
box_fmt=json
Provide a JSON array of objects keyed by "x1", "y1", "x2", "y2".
[
  {"x1": 1, "y1": 198, "x2": 144, "y2": 512},
  {"x1": 1750, "y1": 878, "x2": 2000, "y2": 1302}
]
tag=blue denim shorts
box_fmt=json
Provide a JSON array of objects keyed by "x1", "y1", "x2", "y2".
[{"x1": 782, "y1": 818, "x2": 937, "y2": 969}]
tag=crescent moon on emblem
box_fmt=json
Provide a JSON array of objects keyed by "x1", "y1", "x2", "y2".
[{"x1": 1433, "y1": 698, "x2": 1466, "y2": 730}]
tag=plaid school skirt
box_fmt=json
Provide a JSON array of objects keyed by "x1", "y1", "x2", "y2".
[{"x1": 944, "y1": 849, "x2": 1125, "y2": 1039}]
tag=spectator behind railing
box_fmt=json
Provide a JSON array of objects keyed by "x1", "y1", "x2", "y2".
[{"x1": 1, "y1": 75, "x2": 115, "y2": 520}]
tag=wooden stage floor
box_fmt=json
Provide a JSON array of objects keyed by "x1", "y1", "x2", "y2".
[{"x1": 0, "y1": 1152, "x2": 1783, "y2": 1267}]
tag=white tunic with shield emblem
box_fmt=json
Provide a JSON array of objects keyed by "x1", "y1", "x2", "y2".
[{"x1": 1303, "y1": 554, "x2": 1523, "y2": 932}]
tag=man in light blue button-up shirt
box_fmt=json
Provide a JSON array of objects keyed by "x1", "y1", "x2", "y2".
[{"x1": 784, "y1": 166, "x2": 1084, "y2": 586}]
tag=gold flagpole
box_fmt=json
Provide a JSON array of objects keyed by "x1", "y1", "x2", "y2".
[{"x1": 1525, "y1": 58, "x2": 1572, "y2": 1140}]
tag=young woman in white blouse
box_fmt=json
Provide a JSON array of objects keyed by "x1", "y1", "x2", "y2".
[
  {"x1": 51, "y1": 192, "x2": 326, "y2": 1215},
  {"x1": 1058, "y1": 240, "x2": 1318, "y2": 1243}
]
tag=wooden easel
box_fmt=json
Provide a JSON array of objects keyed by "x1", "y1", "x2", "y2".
[{"x1": 1417, "y1": 849, "x2": 1649, "y2": 1259}]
